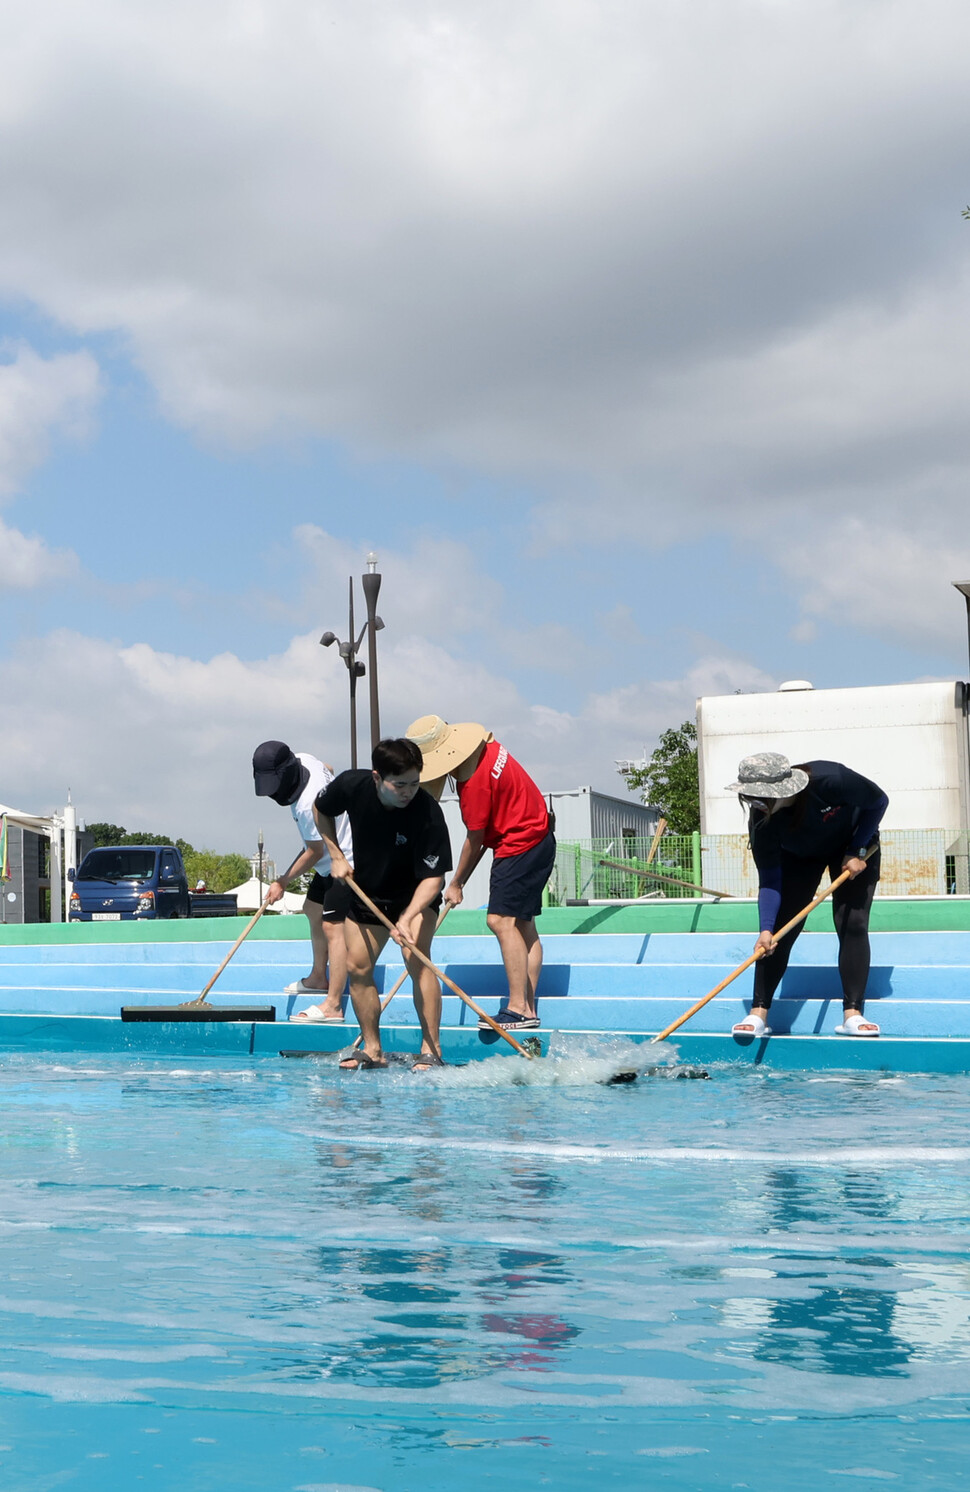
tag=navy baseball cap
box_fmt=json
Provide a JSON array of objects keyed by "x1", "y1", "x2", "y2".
[{"x1": 253, "y1": 740, "x2": 297, "y2": 797}]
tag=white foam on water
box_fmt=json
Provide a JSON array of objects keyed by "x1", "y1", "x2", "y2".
[
  {"x1": 294, "y1": 1485, "x2": 384, "y2": 1492},
  {"x1": 636, "y1": 1446, "x2": 710, "y2": 1457},
  {"x1": 43, "y1": 1344, "x2": 227, "y2": 1363},
  {"x1": 0, "y1": 1371, "x2": 152, "y2": 1403},
  {"x1": 294, "y1": 1484, "x2": 384, "y2": 1492},
  {"x1": 828, "y1": 1470, "x2": 900, "y2": 1480},
  {"x1": 305, "y1": 1131, "x2": 970, "y2": 1168},
  {"x1": 320, "y1": 1037, "x2": 686, "y2": 1090}
]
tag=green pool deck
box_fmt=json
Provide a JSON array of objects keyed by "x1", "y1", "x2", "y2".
[{"x1": 6, "y1": 894, "x2": 970, "y2": 945}]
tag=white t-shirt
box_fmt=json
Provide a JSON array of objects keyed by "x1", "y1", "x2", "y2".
[{"x1": 291, "y1": 753, "x2": 354, "y2": 874}]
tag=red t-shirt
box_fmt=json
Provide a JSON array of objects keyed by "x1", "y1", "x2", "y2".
[{"x1": 456, "y1": 740, "x2": 550, "y2": 858}]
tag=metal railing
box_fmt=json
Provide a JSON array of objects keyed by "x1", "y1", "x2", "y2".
[{"x1": 550, "y1": 830, "x2": 965, "y2": 903}]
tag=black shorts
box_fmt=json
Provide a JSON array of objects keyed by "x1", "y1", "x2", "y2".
[
  {"x1": 488, "y1": 831, "x2": 556, "y2": 919},
  {"x1": 304, "y1": 873, "x2": 352, "y2": 921},
  {"x1": 346, "y1": 891, "x2": 442, "y2": 928}
]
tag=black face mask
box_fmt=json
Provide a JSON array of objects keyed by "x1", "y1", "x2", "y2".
[{"x1": 270, "y1": 760, "x2": 308, "y2": 806}]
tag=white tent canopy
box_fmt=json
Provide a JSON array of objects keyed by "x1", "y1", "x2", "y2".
[
  {"x1": 0, "y1": 801, "x2": 56, "y2": 834},
  {"x1": 227, "y1": 876, "x2": 305, "y2": 914}
]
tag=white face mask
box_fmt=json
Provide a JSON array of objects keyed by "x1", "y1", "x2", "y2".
[{"x1": 742, "y1": 796, "x2": 785, "y2": 817}]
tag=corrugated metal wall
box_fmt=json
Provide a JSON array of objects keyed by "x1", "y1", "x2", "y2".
[{"x1": 588, "y1": 792, "x2": 661, "y2": 844}]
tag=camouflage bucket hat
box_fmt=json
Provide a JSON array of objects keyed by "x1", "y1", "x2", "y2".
[{"x1": 725, "y1": 752, "x2": 809, "y2": 799}]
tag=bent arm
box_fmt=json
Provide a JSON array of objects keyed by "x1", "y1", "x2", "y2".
[
  {"x1": 312, "y1": 808, "x2": 350, "y2": 878},
  {"x1": 445, "y1": 830, "x2": 487, "y2": 907},
  {"x1": 267, "y1": 841, "x2": 324, "y2": 904},
  {"x1": 395, "y1": 876, "x2": 445, "y2": 944},
  {"x1": 852, "y1": 790, "x2": 888, "y2": 857}
]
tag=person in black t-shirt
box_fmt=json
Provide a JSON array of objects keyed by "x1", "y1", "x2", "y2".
[
  {"x1": 726, "y1": 754, "x2": 888, "y2": 1039},
  {"x1": 314, "y1": 737, "x2": 453, "y2": 1071}
]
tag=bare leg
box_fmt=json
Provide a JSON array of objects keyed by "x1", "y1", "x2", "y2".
[
  {"x1": 523, "y1": 919, "x2": 542, "y2": 1011},
  {"x1": 405, "y1": 908, "x2": 442, "y2": 1058},
  {"x1": 321, "y1": 917, "x2": 348, "y2": 1017},
  {"x1": 486, "y1": 913, "x2": 539, "y2": 1018},
  {"x1": 297, "y1": 901, "x2": 344, "y2": 1019},
  {"x1": 343, "y1": 920, "x2": 388, "y2": 1061},
  {"x1": 302, "y1": 901, "x2": 330, "y2": 990}
]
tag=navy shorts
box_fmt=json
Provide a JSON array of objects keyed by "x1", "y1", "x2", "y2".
[{"x1": 488, "y1": 832, "x2": 556, "y2": 919}]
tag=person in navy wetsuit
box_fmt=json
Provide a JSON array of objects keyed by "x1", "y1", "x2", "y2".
[{"x1": 726, "y1": 753, "x2": 888, "y2": 1039}]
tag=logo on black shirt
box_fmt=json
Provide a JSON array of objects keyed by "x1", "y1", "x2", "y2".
[
  {"x1": 424, "y1": 854, "x2": 439, "y2": 868},
  {"x1": 396, "y1": 833, "x2": 407, "y2": 845}
]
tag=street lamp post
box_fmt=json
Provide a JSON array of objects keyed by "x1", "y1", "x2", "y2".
[
  {"x1": 361, "y1": 552, "x2": 383, "y2": 749},
  {"x1": 321, "y1": 566, "x2": 384, "y2": 767}
]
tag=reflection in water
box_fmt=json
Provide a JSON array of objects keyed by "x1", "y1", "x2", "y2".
[
  {"x1": 724, "y1": 1167, "x2": 912, "y2": 1379},
  {"x1": 293, "y1": 1243, "x2": 580, "y2": 1388}
]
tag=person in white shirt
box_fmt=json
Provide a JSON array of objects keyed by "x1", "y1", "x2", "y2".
[{"x1": 252, "y1": 740, "x2": 355, "y2": 1024}]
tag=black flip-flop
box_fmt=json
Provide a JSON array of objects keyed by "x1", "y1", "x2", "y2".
[
  {"x1": 338, "y1": 1052, "x2": 388, "y2": 1071},
  {"x1": 409, "y1": 1053, "x2": 444, "y2": 1073}
]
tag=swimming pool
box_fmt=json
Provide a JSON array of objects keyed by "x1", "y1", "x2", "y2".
[{"x1": 1, "y1": 1042, "x2": 968, "y2": 1490}]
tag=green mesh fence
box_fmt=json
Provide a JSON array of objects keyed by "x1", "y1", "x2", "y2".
[
  {"x1": 550, "y1": 836, "x2": 702, "y2": 904},
  {"x1": 550, "y1": 830, "x2": 958, "y2": 904}
]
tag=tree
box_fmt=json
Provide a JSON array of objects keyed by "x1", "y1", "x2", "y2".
[
  {"x1": 87, "y1": 822, "x2": 180, "y2": 848},
  {"x1": 183, "y1": 849, "x2": 251, "y2": 893},
  {"x1": 620, "y1": 720, "x2": 700, "y2": 835}
]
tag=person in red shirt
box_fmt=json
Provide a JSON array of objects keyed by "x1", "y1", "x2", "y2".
[{"x1": 406, "y1": 716, "x2": 556, "y2": 1030}]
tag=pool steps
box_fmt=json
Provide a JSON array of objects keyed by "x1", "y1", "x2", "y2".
[{"x1": 1, "y1": 927, "x2": 969, "y2": 1040}]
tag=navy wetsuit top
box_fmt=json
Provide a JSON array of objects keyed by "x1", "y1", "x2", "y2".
[{"x1": 749, "y1": 761, "x2": 888, "y2": 933}]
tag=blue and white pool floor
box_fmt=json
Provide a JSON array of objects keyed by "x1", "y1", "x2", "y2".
[{"x1": 1, "y1": 1046, "x2": 969, "y2": 1490}]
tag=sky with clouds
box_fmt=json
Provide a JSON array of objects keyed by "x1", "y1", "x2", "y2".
[{"x1": 1, "y1": 0, "x2": 969, "y2": 867}]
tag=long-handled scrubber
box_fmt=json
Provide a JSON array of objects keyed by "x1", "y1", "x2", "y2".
[
  {"x1": 341, "y1": 876, "x2": 535, "y2": 1061},
  {"x1": 121, "y1": 895, "x2": 277, "y2": 1022},
  {"x1": 282, "y1": 905, "x2": 453, "y2": 1061},
  {"x1": 649, "y1": 850, "x2": 874, "y2": 1048}
]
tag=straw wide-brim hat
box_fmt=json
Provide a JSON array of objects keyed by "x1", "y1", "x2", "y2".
[
  {"x1": 725, "y1": 752, "x2": 809, "y2": 800},
  {"x1": 405, "y1": 716, "x2": 490, "y2": 782}
]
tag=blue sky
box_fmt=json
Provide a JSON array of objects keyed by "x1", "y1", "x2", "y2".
[{"x1": 1, "y1": 0, "x2": 969, "y2": 868}]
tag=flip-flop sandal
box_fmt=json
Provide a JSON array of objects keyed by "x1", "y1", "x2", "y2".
[
  {"x1": 731, "y1": 1014, "x2": 772, "y2": 1038},
  {"x1": 410, "y1": 1053, "x2": 444, "y2": 1073},
  {"x1": 835, "y1": 1014, "x2": 880, "y2": 1037},
  {"x1": 289, "y1": 1004, "x2": 345, "y2": 1024},
  {"x1": 338, "y1": 1052, "x2": 388, "y2": 1071},
  {"x1": 284, "y1": 979, "x2": 329, "y2": 996}
]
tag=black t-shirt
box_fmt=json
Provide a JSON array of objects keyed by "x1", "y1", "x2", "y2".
[
  {"x1": 750, "y1": 760, "x2": 888, "y2": 870},
  {"x1": 315, "y1": 770, "x2": 452, "y2": 904}
]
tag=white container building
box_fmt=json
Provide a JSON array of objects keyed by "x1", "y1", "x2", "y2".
[{"x1": 697, "y1": 680, "x2": 970, "y2": 840}]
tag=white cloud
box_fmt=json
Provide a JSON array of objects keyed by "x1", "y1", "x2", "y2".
[
  {"x1": 0, "y1": 620, "x2": 771, "y2": 863},
  {"x1": 0, "y1": 345, "x2": 97, "y2": 590},
  {"x1": 0, "y1": 0, "x2": 966, "y2": 539},
  {"x1": 0, "y1": 515, "x2": 77, "y2": 589},
  {"x1": 780, "y1": 518, "x2": 970, "y2": 650},
  {"x1": 0, "y1": 2, "x2": 966, "y2": 645},
  {"x1": 0, "y1": 344, "x2": 100, "y2": 497}
]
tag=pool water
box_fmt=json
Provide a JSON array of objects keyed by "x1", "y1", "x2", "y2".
[{"x1": 1, "y1": 1041, "x2": 969, "y2": 1490}]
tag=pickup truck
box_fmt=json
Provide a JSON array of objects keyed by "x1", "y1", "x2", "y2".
[{"x1": 68, "y1": 845, "x2": 239, "y2": 921}]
